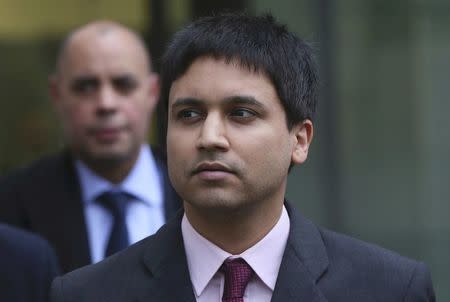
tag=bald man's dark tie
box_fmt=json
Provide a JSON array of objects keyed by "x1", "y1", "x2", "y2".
[
  {"x1": 97, "y1": 191, "x2": 131, "y2": 257},
  {"x1": 220, "y1": 258, "x2": 254, "y2": 302}
]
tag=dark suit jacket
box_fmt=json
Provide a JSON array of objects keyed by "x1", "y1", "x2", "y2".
[
  {"x1": 0, "y1": 148, "x2": 181, "y2": 273},
  {"x1": 0, "y1": 224, "x2": 60, "y2": 302},
  {"x1": 50, "y1": 201, "x2": 435, "y2": 302}
]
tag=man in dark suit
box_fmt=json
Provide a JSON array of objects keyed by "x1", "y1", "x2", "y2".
[
  {"x1": 0, "y1": 224, "x2": 59, "y2": 302},
  {"x1": 50, "y1": 13, "x2": 435, "y2": 301},
  {"x1": 0, "y1": 20, "x2": 180, "y2": 273}
]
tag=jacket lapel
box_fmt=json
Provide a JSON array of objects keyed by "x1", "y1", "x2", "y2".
[
  {"x1": 136, "y1": 213, "x2": 196, "y2": 302},
  {"x1": 271, "y1": 201, "x2": 329, "y2": 302}
]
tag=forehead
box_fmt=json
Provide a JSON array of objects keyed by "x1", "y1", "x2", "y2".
[
  {"x1": 59, "y1": 30, "x2": 149, "y2": 78},
  {"x1": 169, "y1": 57, "x2": 278, "y2": 105}
]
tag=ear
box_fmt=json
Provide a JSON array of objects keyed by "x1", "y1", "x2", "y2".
[
  {"x1": 146, "y1": 73, "x2": 160, "y2": 110},
  {"x1": 291, "y1": 119, "x2": 314, "y2": 165},
  {"x1": 48, "y1": 74, "x2": 66, "y2": 115},
  {"x1": 48, "y1": 74, "x2": 61, "y2": 106}
]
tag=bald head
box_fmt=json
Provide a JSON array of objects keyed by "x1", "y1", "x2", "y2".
[
  {"x1": 55, "y1": 20, "x2": 152, "y2": 75},
  {"x1": 49, "y1": 20, "x2": 160, "y2": 183}
]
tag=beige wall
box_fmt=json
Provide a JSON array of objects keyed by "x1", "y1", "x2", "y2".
[{"x1": 0, "y1": 0, "x2": 148, "y2": 40}]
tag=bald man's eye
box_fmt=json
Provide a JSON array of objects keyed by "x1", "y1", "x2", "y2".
[
  {"x1": 112, "y1": 76, "x2": 138, "y2": 95},
  {"x1": 71, "y1": 78, "x2": 99, "y2": 95}
]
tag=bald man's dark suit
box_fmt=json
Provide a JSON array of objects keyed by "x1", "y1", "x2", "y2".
[
  {"x1": 50, "y1": 201, "x2": 435, "y2": 302},
  {"x1": 0, "y1": 148, "x2": 181, "y2": 273},
  {"x1": 0, "y1": 224, "x2": 60, "y2": 302}
]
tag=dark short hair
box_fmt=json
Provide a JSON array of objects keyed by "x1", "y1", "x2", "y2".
[{"x1": 159, "y1": 12, "x2": 318, "y2": 133}]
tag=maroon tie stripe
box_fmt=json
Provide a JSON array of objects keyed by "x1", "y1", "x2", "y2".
[{"x1": 220, "y1": 258, "x2": 254, "y2": 302}]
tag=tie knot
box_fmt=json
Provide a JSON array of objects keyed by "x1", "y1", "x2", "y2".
[
  {"x1": 96, "y1": 191, "x2": 130, "y2": 218},
  {"x1": 220, "y1": 258, "x2": 254, "y2": 301}
]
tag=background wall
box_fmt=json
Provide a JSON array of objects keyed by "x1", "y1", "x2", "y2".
[{"x1": 0, "y1": 0, "x2": 448, "y2": 299}]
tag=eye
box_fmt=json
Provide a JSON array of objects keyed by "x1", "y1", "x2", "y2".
[
  {"x1": 176, "y1": 109, "x2": 202, "y2": 120},
  {"x1": 71, "y1": 78, "x2": 99, "y2": 95},
  {"x1": 230, "y1": 108, "x2": 256, "y2": 119},
  {"x1": 112, "y1": 76, "x2": 138, "y2": 95}
]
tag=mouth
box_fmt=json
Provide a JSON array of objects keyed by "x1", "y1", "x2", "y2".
[
  {"x1": 191, "y1": 162, "x2": 235, "y2": 180},
  {"x1": 91, "y1": 127, "x2": 124, "y2": 143},
  {"x1": 192, "y1": 162, "x2": 233, "y2": 174}
]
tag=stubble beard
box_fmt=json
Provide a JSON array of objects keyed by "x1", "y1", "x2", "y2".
[{"x1": 184, "y1": 192, "x2": 259, "y2": 225}]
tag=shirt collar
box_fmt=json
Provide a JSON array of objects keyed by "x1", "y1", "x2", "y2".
[
  {"x1": 182, "y1": 205, "x2": 290, "y2": 297},
  {"x1": 75, "y1": 144, "x2": 162, "y2": 206}
]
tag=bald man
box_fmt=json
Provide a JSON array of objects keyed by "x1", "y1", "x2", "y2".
[{"x1": 0, "y1": 21, "x2": 181, "y2": 273}]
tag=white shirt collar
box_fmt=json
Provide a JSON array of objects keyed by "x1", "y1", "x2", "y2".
[
  {"x1": 182, "y1": 205, "x2": 290, "y2": 297},
  {"x1": 75, "y1": 144, "x2": 162, "y2": 206}
]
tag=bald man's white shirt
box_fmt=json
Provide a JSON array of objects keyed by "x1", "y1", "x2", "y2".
[
  {"x1": 76, "y1": 144, "x2": 164, "y2": 263},
  {"x1": 182, "y1": 206, "x2": 290, "y2": 302}
]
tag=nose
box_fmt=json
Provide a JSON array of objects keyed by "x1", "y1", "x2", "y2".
[
  {"x1": 196, "y1": 113, "x2": 230, "y2": 151},
  {"x1": 96, "y1": 84, "x2": 119, "y2": 113}
]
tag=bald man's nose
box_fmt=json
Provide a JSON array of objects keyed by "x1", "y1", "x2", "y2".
[{"x1": 96, "y1": 85, "x2": 119, "y2": 111}]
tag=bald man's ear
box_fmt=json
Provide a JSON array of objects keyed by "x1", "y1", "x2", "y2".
[
  {"x1": 291, "y1": 119, "x2": 314, "y2": 165},
  {"x1": 48, "y1": 74, "x2": 61, "y2": 106},
  {"x1": 147, "y1": 73, "x2": 160, "y2": 107}
]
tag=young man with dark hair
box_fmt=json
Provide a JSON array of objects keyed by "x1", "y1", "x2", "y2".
[{"x1": 50, "y1": 13, "x2": 435, "y2": 302}]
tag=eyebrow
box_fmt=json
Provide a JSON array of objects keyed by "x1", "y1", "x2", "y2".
[
  {"x1": 171, "y1": 95, "x2": 266, "y2": 109},
  {"x1": 71, "y1": 75, "x2": 98, "y2": 83},
  {"x1": 70, "y1": 76, "x2": 99, "y2": 89},
  {"x1": 171, "y1": 97, "x2": 204, "y2": 108}
]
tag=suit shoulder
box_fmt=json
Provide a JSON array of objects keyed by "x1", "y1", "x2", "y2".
[
  {"x1": 0, "y1": 152, "x2": 75, "y2": 226},
  {"x1": 0, "y1": 224, "x2": 55, "y2": 255},
  {"x1": 320, "y1": 227, "x2": 420, "y2": 270},
  {"x1": 0, "y1": 224, "x2": 59, "y2": 273},
  {"x1": 56, "y1": 217, "x2": 179, "y2": 283},
  {"x1": 0, "y1": 224, "x2": 60, "y2": 302},
  {"x1": 0, "y1": 153, "x2": 66, "y2": 189},
  {"x1": 52, "y1": 226, "x2": 166, "y2": 294},
  {"x1": 51, "y1": 232, "x2": 158, "y2": 300},
  {"x1": 318, "y1": 227, "x2": 435, "y2": 300},
  {"x1": 51, "y1": 218, "x2": 182, "y2": 300},
  {"x1": 1, "y1": 152, "x2": 66, "y2": 178}
]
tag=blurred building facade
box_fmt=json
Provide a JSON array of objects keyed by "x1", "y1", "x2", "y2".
[{"x1": 0, "y1": 0, "x2": 448, "y2": 299}]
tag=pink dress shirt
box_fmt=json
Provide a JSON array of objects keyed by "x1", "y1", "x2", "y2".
[{"x1": 181, "y1": 206, "x2": 290, "y2": 302}]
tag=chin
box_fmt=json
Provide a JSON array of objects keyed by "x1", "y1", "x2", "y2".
[
  {"x1": 79, "y1": 146, "x2": 135, "y2": 165},
  {"x1": 185, "y1": 193, "x2": 250, "y2": 212}
]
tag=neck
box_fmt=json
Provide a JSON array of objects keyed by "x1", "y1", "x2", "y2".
[
  {"x1": 184, "y1": 198, "x2": 284, "y2": 255},
  {"x1": 90, "y1": 160, "x2": 135, "y2": 184},
  {"x1": 75, "y1": 150, "x2": 140, "y2": 184}
]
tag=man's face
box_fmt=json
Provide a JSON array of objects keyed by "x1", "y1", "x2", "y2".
[
  {"x1": 167, "y1": 57, "x2": 311, "y2": 214},
  {"x1": 51, "y1": 30, "x2": 158, "y2": 165}
]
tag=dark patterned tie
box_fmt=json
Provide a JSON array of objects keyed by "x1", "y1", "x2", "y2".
[
  {"x1": 220, "y1": 258, "x2": 254, "y2": 302},
  {"x1": 96, "y1": 191, "x2": 131, "y2": 257}
]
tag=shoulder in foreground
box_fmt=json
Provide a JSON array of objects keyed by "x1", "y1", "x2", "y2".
[
  {"x1": 0, "y1": 223, "x2": 53, "y2": 253},
  {"x1": 0, "y1": 223, "x2": 60, "y2": 272}
]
